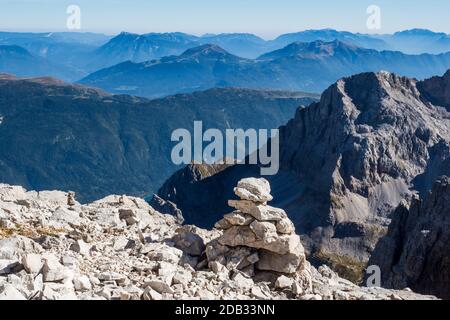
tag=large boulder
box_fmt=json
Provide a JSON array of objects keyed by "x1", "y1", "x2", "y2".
[
  {"x1": 233, "y1": 178, "x2": 273, "y2": 203},
  {"x1": 0, "y1": 236, "x2": 43, "y2": 260},
  {"x1": 0, "y1": 284, "x2": 26, "y2": 300},
  {"x1": 172, "y1": 225, "x2": 205, "y2": 256},
  {"x1": 257, "y1": 245, "x2": 306, "y2": 274},
  {"x1": 218, "y1": 225, "x2": 301, "y2": 255}
]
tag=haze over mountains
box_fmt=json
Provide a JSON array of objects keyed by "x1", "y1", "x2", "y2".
[
  {"x1": 379, "y1": 29, "x2": 450, "y2": 54},
  {"x1": 1, "y1": 28, "x2": 450, "y2": 88},
  {"x1": 80, "y1": 40, "x2": 450, "y2": 97},
  {"x1": 82, "y1": 28, "x2": 450, "y2": 63},
  {"x1": 0, "y1": 31, "x2": 112, "y2": 80},
  {"x1": 0, "y1": 45, "x2": 82, "y2": 80}
]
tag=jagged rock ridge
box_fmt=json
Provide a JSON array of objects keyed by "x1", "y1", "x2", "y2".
[
  {"x1": 369, "y1": 177, "x2": 450, "y2": 299},
  {"x1": 155, "y1": 70, "x2": 450, "y2": 282}
]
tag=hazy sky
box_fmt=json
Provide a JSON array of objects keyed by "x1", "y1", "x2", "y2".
[{"x1": 0, "y1": 0, "x2": 449, "y2": 38}]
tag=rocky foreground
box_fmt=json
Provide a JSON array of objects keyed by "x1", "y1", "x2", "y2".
[{"x1": 0, "y1": 178, "x2": 436, "y2": 300}]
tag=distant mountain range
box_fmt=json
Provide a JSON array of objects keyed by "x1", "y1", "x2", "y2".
[
  {"x1": 0, "y1": 45, "x2": 86, "y2": 80},
  {"x1": 87, "y1": 32, "x2": 199, "y2": 71},
  {"x1": 80, "y1": 44, "x2": 259, "y2": 97},
  {"x1": 0, "y1": 31, "x2": 112, "y2": 80},
  {"x1": 1, "y1": 29, "x2": 449, "y2": 84},
  {"x1": 272, "y1": 29, "x2": 450, "y2": 55},
  {"x1": 378, "y1": 29, "x2": 450, "y2": 54},
  {"x1": 85, "y1": 29, "x2": 391, "y2": 68},
  {"x1": 271, "y1": 29, "x2": 388, "y2": 52},
  {"x1": 0, "y1": 74, "x2": 317, "y2": 202},
  {"x1": 87, "y1": 28, "x2": 450, "y2": 64},
  {"x1": 79, "y1": 40, "x2": 450, "y2": 97}
]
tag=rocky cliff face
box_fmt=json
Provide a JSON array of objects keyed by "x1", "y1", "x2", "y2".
[
  {"x1": 0, "y1": 179, "x2": 435, "y2": 300},
  {"x1": 276, "y1": 71, "x2": 450, "y2": 265},
  {"x1": 155, "y1": 70, "x2": 450, "y2": 281},
  {"x1": 368, "y1": 177, "x2": 450, "y2": 299},
  {"x1": 417, "y1": 69, "x2": 450, "y2": 110}
]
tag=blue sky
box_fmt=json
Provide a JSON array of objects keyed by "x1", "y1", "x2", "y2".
[{"x1": 0, "y1": 0, "x2": 449, "y2": 38}]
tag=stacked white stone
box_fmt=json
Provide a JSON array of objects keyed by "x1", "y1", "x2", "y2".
[{"x1": 208, "y1": 178, "x2": 305, "y2": 275}]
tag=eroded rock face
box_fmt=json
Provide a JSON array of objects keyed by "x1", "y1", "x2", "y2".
[
  {"x1": 153, "y1": 70, "x2": 450, "y2": 282},
  {"x1": 276, "y1": 71, "x2": 450, "y2": 265},
  {"x1": 417, "y1": 69, "x2": 450, "y2": 110},
  {"x1": 172, "y1": 225, "x2": 205, "y2": 257},
  {"x1": 0, "y1": 182, "x2": 436, "y2": 300},
  {"x1": 369, "y1": 177, "x2": 450, "y2": 299},
  {"x1": 257, "y1": 247, "x2": 305, "y2": 274},
  {"x1": 148, "y1": 195, "x2": 184, "y2": 224}
]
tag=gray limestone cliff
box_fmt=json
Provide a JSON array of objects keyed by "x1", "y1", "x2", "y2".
[
  {"x1": 155, "y1": 70, "x2": 450, "y2": 282},
  {"x1": 368, "y1": 177, "x2": 450, "y2": 299}
]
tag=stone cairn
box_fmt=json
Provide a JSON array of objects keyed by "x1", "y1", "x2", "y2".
[
  {"x1": 206, "y1": 178, "x2": 306, "y2": 280},
  {"x1": 67, "y1": 192, "x2": 76, "y2": 207}
]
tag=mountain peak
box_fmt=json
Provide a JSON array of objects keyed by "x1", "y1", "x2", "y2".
[
  {"x1": 394, "y1": 29, "x2": 447, "y2": 37},
  {"x1": 116, "y1": 31, "x2": 139, "y2": 38},
  {"x1": 331, "y1": 70, "x2": 420, "y2": 108},
  {"x1": 259, "y1": 40, "x2": 360, "y2": 60},
  {"x1": 100, "y1": 32, "x2": 140, "y2": 46},
  {"x1": 118, "y1": 31, "x2": 137, "y2": 36},
  {"x1": 201, "y1": 33, "x2": 265, "y2": 42},
  {"x1": 444, "y1": 69, "x2": 450, "y2": 79},
  {"x1": 301, "y1": 39, "x2": 359, "y2": 51},
  {"x1": 180, "y1": 44, "x2": 234, "y2": 58}
]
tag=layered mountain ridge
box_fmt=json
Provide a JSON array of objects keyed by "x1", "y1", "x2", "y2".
[
  {"x1": 80, "y1": 41, "x2": 450, "y2": 98},
  {"x1": 0, "y1": 45, "x2": 84, "y2": 81},
  {"x1": 2, "y1": 28, "x2": 450, "y2": 87}
]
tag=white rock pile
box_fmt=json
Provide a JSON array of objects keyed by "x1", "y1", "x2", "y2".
[
  {"x1": 0, "y1": 181, "x2": 437, "y2": 300},
  {"x1": 208, "y1": 178, "x2": 305, "y2": 279}
]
